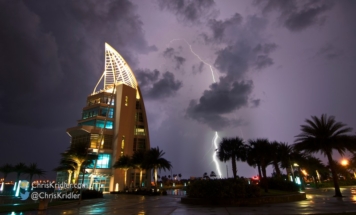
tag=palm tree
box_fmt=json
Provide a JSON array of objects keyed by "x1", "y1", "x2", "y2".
[
  {"x1": 0, "y1": 164, "x2": 13, "y2": 182},
  {"x1": 248, "y1": 139, "x2": 273, "y2": 192},
  {"x1": 113, "y1": 155, "x2": 133, "y2": 189},
  {"x1": 178, "y1": 173, "x2": 182, "y2": 180},
  {"x1": 217, "y1": 137, "x2": 247, "y2": 179},
  {"x1": 277, "y1": 143, "x2": 293, "y2": 178},
  {"x1": 143, "y1": 147, "x2": 172, "y2": 188},
  {"x1": 270, "y1": 141, "x2": 283, "y2": 177},
  {"x1": 54, "y1": 159, "x2": 77, "y2": 184},
  {"x1": 276, "y1": 143, "x2": 306, "y2": 183},
  {"x1": 246, "y1": 144, "x2": 262, "y2": 179},
  {"x1": 26, "y1": 163, "x2": 45, "y2": 188},
  {"x1": 14, "y1": 162, "x2": 27, "y2": 185},
  {"x1": 132, "y1": 150, "x2": 146, "y2": 187},
  {"x1": 61, "y1": 142, "x2": 97, "y2": 183},
  {"x1": 294, "y1": 114, "x2": 356, "y2": 197}
]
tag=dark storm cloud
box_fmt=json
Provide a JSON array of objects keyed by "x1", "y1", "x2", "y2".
[
  {"x1": 0, "y1": 0, "x2": 156, "y2": 128},
  {"x1": 254, "y1": 0, "x2": 334, "y2": 32},
  {"x1": 316, "y1": 43, "x2": 343, "y2": 60},
  {"x1": 186, "y1": 78, "x2": 253, "y2": 130},
  {"x1": 163, "y1": 47, "x2": 186, "y2": 70},
  {"x1": 136, "y1": 69, "x2": 182, "y2": 100},
  {"x1": 207, "y1": 13, "x2": 243, "y2": 42},
  {"x1": 157, "y1": 0, "x2": 218, "y2": 25},
  {"x1": 135, "y1": 69, "x2": 160, "y2": 87},
  {"x1": 186, "y1": 14, "x2": 276, "y2": 130}
]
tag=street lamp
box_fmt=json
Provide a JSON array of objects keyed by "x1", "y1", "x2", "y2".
[{"x1": 341, "y1": 159, "x2": 349, "y2": 166}]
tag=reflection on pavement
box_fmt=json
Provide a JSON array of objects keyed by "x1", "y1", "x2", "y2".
[{"x1": 3, "y1": 187, "x2": 356, "y2": 215}]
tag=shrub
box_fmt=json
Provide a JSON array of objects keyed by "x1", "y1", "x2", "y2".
[
  {"x1": 81, "y1": 189, "x2": 103, "y2": 199},
  {"x1": 267, "y1": 178, "x2": 299, "y2": 192},
  {"x1": 187, "y1": 178, "x2": 260, "y2": 199}
]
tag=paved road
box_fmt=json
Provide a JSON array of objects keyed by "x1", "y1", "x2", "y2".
[{"x1": 2, "y1": 187, "x2": 356, "y2": 215}]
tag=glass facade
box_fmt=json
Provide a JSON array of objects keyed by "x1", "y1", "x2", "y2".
[
  {"x1": 88, "y1": 154, "x2": 111, "y2": 169},
  {"x1": 87, "y1": 96, "x2": 115, "y2": 106},
  {"x1": 77, "y1": 174, "x2": 110, "y2": 192},
  {"x1": 79, "y1": 120, "x2": 113, "y2": 129},
  {"x1": 82, "y1": 107, "x2": 114, "y2": 119}
]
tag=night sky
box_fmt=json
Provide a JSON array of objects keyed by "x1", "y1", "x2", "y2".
[{"x1": 1, "y1": 0, "x2": 356, "y2": 180}]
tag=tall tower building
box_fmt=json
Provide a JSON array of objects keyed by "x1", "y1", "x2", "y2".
[{"x1": 64, "y1": 43, "x2": 150, "y2": 192}]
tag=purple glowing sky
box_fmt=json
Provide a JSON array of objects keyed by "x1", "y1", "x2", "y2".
[{"x1": 1, "y1": 0, "x2": 356, "y2": 180}]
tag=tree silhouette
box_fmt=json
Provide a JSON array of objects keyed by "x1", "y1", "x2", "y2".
[
  {"x1": 26, "y1": 163, "x2": 45, "y2": 188},
  {"x1": 142, "y1": 147, "x2": 172, "y2": 189},
  {"x1": 294, "y1": 114, "x2": 356, "y2": 197},
  {"x1": 113, "y1": 155, "x2": 133, "y2": 188},
  {"x1": 0, "y1": 164, "x2": 13, "y2": 182},
  {"x1": 218, "y1": 137, "x2": 247, "y2": 179}
]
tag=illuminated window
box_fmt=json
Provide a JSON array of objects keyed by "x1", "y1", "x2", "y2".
[
  {"x1": 82, "y1": 108, "x2": 99, "y2": 119},
  {"x1": 96, "y1": 120, "x2": 113, "y2": 129},
  {"x1": 88, "y1": 154, "x2": 111, "y2": 169},
  {"x1": 125, "y1": 96, "x2": 128, "y2": 106},
  {"x1": 134, "y1": 125, "x2": 145, "y2": 136},
  {"x1": 100, "y1": 108, "x2": 114, "y2": 118},
  {"x1": 121, "y1": 136, "x2": 125, "y2": 149},
  {"x1": 90, "y1": 134, "x2": 112, "y2": 149}
]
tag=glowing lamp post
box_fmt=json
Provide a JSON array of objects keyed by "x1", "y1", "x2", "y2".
[
  {"x1": 340, "y1": 159, "x2": 352, "y2": 180},
  {"x1": 341, "y1": 159, "x2": 349, "y2": 166}
]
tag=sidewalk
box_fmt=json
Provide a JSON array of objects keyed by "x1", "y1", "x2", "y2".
[{"x1": 2, "y1": 186, "x2": 356, "y2": 215}]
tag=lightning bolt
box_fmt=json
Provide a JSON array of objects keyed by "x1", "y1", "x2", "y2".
[
  {"x1": 169, "y1": 39, "x2": 222, "y2": 178},
  {"x1": 212, "y1": 132, "x2": 223, "y2": 178},
  {"x1": 169, "y1": 39, "x2": 216, "y2": 83}
]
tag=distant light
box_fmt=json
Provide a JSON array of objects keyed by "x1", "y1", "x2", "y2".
[
  {"x1": 295, "y1": 177, "x2": 301, "y2": 185},
  {"x1": 341, "y1": 159, "x2": 349, "y2": 166},
  {"x1": 15, "y1": 180, "x2": 21, "y2": 197},
  {"x1": 13, "y1": 182, "x2": 17, "y2": 191}
]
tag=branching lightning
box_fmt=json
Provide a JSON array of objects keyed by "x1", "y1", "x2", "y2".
[
  {"x1": 169, "y1": 39, "x2": 222, "y2": 178},
  {"x1": 169, "y1": 39, "x2": 216, "y2": 83}
]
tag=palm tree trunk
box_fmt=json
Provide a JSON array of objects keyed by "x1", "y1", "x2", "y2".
[
  {"x1": 134, "y1": 169, "x2": 137, "y2": 187},
  {"x1": 231, "y1": 155, "x2": 237, "y2": 179},
  {"x1": 262, "y1": 164, "x2": 268, "y2": 193},
  {"x1": 326, "y1": 152, "x2": 342, "y2": 197},
  {"x1": 75, "y1": 164, "x2": 82, "y2": 184},
  {"x1": 124, "y1": 169, "x2": 127, "y2": 188},
  {"x1": 273, "y1": 161, "x2": 281, "y2": 177},
  {"x1": 139, "y1": 169, "x2": 143, "y2": 187},
  {"x1": 257, "y1": 164, "x2": 262, "y2": 179},
  {"x1": 312, "y1": 176, "x2": 318, "y2": 188},
  {"x1": 68, "y1": 171, "x2": 73, "y2": 185},
  {"x1": 154, "y1": 167, "x2": 158, "y2": 188}
]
